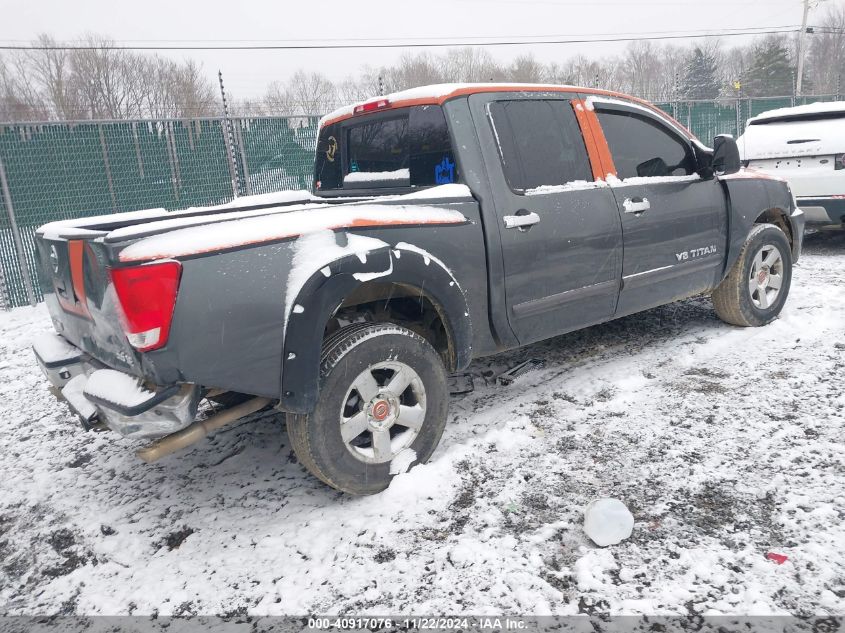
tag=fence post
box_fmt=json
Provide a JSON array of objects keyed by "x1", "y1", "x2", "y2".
[
  {"x1": 235, "y1": 123, "x2": 252, "y2": 196},
  {"x1": 0, "y1": 156, "x2": 37, "y2": 307},
  {"x1": 0, "y1": 255, "x2": 9, "y2": 310},
  {"x1": 218, "y1": 70, "x2": 242, "y2": 199},
  {"x1": 735, "y1": 99, "x2": 741, "y2": 138},
  {"x1": 98, "y1": 124, "x2": 118, "y2": 211}
]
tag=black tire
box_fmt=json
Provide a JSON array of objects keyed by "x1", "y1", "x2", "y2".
[
  {"x1": 712, "y1": 223, "x2": 793, "y2": 327},
  {"x1": 287, "y1": 323, "x2": 449, "y2": 495}
]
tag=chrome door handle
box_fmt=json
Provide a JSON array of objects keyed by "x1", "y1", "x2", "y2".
[
  {"x1": 503, "y1": 211, "x2": 541, "y2": 230},
  {"x1": 623, "y1": 197, "x2": 651, "y2": 214}
]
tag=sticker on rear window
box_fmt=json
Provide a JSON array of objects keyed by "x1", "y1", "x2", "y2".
[{"x1": 435, "y1": 156, "x2": 455, "y2": 184}]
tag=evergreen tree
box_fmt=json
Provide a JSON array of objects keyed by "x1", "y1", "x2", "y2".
[
  {"x1": 743, "y1": 37, "x2": 795, "y2": 97},
  {"x1": 681, "y1": 47, "x2": 721, "y2": 100}
]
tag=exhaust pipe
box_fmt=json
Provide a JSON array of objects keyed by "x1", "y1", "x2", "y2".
[{"x1": 137, "y1": 396, "x2": 271, "y2": 463}]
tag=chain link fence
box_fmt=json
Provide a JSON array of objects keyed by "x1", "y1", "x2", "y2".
[
  {"x1": 653, "y1": 94, "x2": 842, "y2": 143},
  {"x1": 0, "y1": 115, "x2": 320, "y2": 308},
  {"x1": 0, "y1": 94, "x2": 842, "y2": 309}
]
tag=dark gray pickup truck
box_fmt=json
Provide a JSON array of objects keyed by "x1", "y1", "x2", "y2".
[{"x1": 33, "y1": 83, "x2": 805, "y2": 494}]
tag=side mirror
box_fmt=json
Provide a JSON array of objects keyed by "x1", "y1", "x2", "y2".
[{"x1": 712, "y1": 134, "x2": 741, "y2": 175}]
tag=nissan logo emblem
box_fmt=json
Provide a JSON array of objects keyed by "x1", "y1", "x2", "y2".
[{"x1": 49, "y1": 245, "x2": 59, "y2": 274}]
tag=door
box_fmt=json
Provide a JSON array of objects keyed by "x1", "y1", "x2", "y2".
[
  {"x1": 469, "y1": 93, "x2": 623, "y2": 345},
  {"x1": 590, "y1": 100, "x2": 728, "y2": 316}
]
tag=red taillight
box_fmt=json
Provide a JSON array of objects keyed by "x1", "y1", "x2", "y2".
[
  {"x1": 110, "y1": 261, "x2": 182, "y2": 352},
  {"x1": 353, "y1": 99, "x2": 390, "y2": 115}
]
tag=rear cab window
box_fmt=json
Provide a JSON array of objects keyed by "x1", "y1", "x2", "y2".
[
  {"x1": 487, "y1": 99, "x2": 593, "y2": 193},
  {"x1": 314, "y1": 105, "x2": 458, "y2": 195}
]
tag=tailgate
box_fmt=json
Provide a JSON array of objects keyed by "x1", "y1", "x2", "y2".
[
  {"x1": 35, "y1": 235, "x2": 142, "y2": 375},
  {"x1": 32, "y1": 191, "x2": 323, "y2": 375}
]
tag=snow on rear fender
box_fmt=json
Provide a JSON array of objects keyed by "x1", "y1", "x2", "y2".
[{"x1": 279, "y1": 240, "x2": 472, "y2": 415}]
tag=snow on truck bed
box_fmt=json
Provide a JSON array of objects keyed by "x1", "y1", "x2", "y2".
[
  {"x1": 35, "y1": 190, "x2": 318, "y2": 239},
  {"x1": 35, "y1": 185, "x2": 474, "y2": 254},
  {"x1": 118, "y1": 204, "x2": 468, "y2": 262},
  {"x1": 1, "y1": 231, "x2": 843, "y2": 617}
]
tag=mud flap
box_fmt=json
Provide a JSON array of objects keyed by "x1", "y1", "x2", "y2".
[{"x1": 448, "y1": 372, "x2": 475, "y2": 395}]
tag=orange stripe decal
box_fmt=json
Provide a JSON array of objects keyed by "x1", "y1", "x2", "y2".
[
  {"x1": 584, "y1": 106, "x2": 617, "y2": 180},
  {"x1": 58, "y1": 240, "x2": 91, "y2": 318},
  {"x1": 571, "y1": 99, "x2": 616, "y2": 180},
  {"x1": 571, "y1": 99, "x2": 604, "y2": 180}
]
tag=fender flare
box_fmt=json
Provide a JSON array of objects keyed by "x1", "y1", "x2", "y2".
[
  {"x1": 724, "y1": 205, "x2": 794, "y2": 276},
  {"x1": 279, "y1": 244, "x2": 472, "y2": 414}
]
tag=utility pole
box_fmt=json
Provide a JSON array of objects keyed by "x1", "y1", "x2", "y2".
[{"x1": 796, "y1": 0, "x2": 811, "y2": 95}]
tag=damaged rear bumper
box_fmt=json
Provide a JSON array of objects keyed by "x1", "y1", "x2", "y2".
[{"x1": 32, "y1": 332, "x2": 199, "y2": 439}]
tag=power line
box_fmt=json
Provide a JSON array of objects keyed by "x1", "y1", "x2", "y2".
[
  {"x1": 0, "y1": 26, "x2": 802, "y2": 51},
  {"x1": 0, "y1": 25, "x2": 800, "y2": 46}
]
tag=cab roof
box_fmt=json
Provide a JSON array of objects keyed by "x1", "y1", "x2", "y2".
[{"x1": 319, "y1": 82, "x2": 687, "y2": 134}]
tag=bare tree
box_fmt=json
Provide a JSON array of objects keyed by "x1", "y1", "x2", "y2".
[
  {"x1": 336, "y1": 74, "x2": 376, "y2": 104},
  {"x1": 554, "y1": 54, "x2": 619, "y2": 90},
  {"x1": 67, "y1": 34, "x2": 143, "y2": 118},
  {"x1": 24, "y1": 34, "x2": 80, "y2": 119},
  {"x1": 4, "y1": 25, "x2": 842, "y2": 124},
  {"x1": 442, "y1": 48, "x2": 506, "y2": 82},
  {"x1": 280, "y1": 70, "x2": 338, "y2": 116},
  {"x1": 507, "y1": 54, "x2": 545, "y2": 82},
  {"x1": 0, "y1": 51, "x2": 50, "y2": 120},
  {"x1": 381, "y1": 52, "x2": 445, "y2": 92},
  {"x1": 620, "y1": 41, "x2": 665, "y2": 99},
  {"x1": 262, "y1": 80, "x2": 297, "y2": 116},
  {"x1": 658, "y1": 44, "x2": 688, "y2": 100}
]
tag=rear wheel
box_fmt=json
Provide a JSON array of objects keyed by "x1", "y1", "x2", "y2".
[
  {"x1": 287, "y1": 323, "x2": 449, "y2": 495},
  {"x1": 712, "y1": 223, "x2": 792, "y2": 327}
]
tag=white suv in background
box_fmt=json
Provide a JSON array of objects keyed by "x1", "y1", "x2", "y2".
[{"x1": 738, "y1": 101, "x2": 845, "y2": 229}]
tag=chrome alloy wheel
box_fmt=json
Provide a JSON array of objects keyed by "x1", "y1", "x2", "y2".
[
  {"x1": 748, "y1": 244, "x2": 784, "y2": 310},
  {"x1": 339, "y1": 361, "x2": 426, "y2": 464}
]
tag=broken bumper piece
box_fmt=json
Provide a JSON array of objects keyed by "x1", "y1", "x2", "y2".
[
  {"x1": 33, "y1": 332, "x2": 199, "y2": 439},
  {"x1": 32, "y1": 332, "x2": 85, "y2": 390}
]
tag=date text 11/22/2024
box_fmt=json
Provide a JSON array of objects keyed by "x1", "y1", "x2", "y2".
[{"x1": 307, "y1": 617, "x2": 529, "y2": 630}]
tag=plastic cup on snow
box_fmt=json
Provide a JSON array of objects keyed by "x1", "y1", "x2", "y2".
[{"x1": 583, "y1": 498, "x2": 635, "y2": 547}]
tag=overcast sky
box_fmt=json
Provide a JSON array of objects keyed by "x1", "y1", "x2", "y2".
[{"x1": 0, "y1": 0, "x2": 833, "y2": 99}]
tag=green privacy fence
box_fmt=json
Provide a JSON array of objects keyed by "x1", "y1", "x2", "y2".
[
  {"x1": 652, "y1": 94, "x2": 842, "y2": 143},
  {"x1": 0, "y1": 116, "x2": 319, "y2": 308},
  {"x1": 1, "y1": 94, "x2": 843, "y2": 308}
]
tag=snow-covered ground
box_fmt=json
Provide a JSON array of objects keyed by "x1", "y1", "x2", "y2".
[{"x1": 0, "y1": 232, "x2": 843, "y2": 617}]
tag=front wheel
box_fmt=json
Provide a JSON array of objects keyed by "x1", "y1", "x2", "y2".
[
  {"x1": 712, "y1": 223, "x2": 793, "y2": 327},
  {"x1": 286, "y1": 323, "x2": 449, "y2": 495}
]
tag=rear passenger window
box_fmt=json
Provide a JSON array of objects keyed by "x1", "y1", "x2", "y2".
[
  {"x1": 597, "y1": 110, "x2": 695, "y2": 179},
  {"x1": 488, "y1": 100, "x2": 592, "y2": 192}
]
